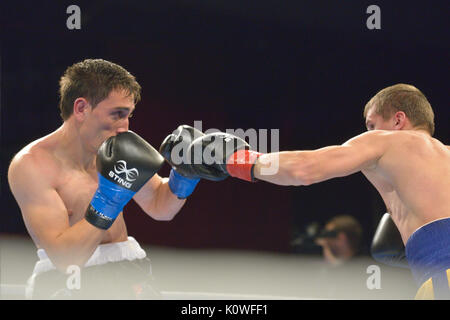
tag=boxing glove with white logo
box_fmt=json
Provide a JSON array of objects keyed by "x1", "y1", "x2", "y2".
[{"x1": 85, "y1": 131, "x2": 164, "y2": 229}]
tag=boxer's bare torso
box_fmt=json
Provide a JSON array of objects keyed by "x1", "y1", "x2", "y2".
[
  {"x1": 9, "y1": 129, "x2": 128, "y2": 250},
  {"x1": 254, "y1": 130, "x2": 450, "y2": 244},
  {"x1": 8, "y1": 72, "x2": 183, "y2": 271},
  {"x1": 361, "y1": 131, "x2": 450, "y2": 243}
]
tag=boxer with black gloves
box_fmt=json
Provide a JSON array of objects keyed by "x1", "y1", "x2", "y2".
[
  {"x1": 186, "y1": 84, "x2": 450, "y2": 299},
  {"x1": 8, "y1": 59, "x2": 188, "y2": 299}
]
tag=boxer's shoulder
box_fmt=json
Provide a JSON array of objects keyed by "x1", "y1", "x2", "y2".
[
  {"x1": 9, "y1": 134, "x2": 63, "y2": 191},
  {"x1": 386, "y1": 130, "x2": 448, "y2": 157},
  {"x1": 344, "y1": 130, "x2": 395, "y2": 155},
  {"x1": 354, "y1": 129, "x2": 420, "y2": 144},
  {"x1": 360, "y1": 130, "x2": 442, "y2": 153}
]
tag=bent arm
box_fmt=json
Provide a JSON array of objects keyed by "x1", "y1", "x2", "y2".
[
  {"x1": 8, "y1": 155, "x2": 105, "y2": 272},
  {"x1": 133, "y1": 173, "x2": 186, "y2": 221},
  {"x1": 253, "y1": 131, "x2": 387, "y2": 186}
]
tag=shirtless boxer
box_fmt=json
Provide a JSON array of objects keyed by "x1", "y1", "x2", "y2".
[
  {"x1": 169, "y1": 84, "x2": 450, "y2": 299},
  {"x1": 7, "y1": 59, "x2": 201, "y2": 299}
]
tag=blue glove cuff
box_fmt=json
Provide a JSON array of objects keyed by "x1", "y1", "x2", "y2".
[
  {"x1": 86, "y1": 174, "x2": 136, "y2": 229},
  {"x1": 168, "y1": 169, "x2": 200, "y2": 199}
]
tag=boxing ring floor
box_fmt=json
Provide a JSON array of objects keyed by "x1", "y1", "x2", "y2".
[{"x1": 0, "y1": 234, "x2": 417, "y2": 300}]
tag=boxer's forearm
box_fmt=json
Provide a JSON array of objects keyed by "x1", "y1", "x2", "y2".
[
  {"x1": 253, "y1": 151, "x2": 318, "y2": 186},
  {"x1": 45, "y1": 219, "x2": 105, "y2": 272},
  {"x1": 254, "y1": 144, "x2": 376, "y2": 185},
  {"x1": 150, "y1": 179, "x2": 186, "y2": 220},
  {"x1": 134, "y1": 176, "x2": 185, "y2": 220}
]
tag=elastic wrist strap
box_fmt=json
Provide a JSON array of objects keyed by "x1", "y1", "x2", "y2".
[
  {"x1": 168, "y1": 169, "x2": 200, "y2": 199},
  {"x1": 85, "y1": 174, "x2": 136, "y2": 230},
  {"x1": 226, "y1": 150, "x2": 262, "y2": 182},
  {"x1": 85, "y1": 204, "x2": 115, "y2": 230}
]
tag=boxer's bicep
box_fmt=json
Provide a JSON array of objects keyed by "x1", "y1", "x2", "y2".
[
  {"x1": 285, "y1": 131, "x2": 385, "y2": 185},
  {"x1": 8, "y1": 155, "x2": 70, "y2": 248},
  {"x1": 326, "y1": 131, "x2": 387, "y2": 176},
  {"x1": 312, "y1": 142, "x2": 381, "y2": 181}
]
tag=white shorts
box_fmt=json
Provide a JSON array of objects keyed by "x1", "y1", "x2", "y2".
[{"x1": 26, "y1": 237, "x2": 147, "y2": 299}]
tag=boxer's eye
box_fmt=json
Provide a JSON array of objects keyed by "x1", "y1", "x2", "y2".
[
  {"x1": 111, "y1": 111, "x2": 128, "y2": 119},
  {"x1": 111, "y1": 111, "x2": 121, "y2": 119}
]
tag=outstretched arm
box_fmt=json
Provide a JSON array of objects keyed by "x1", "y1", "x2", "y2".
[{"x1": 253, "y1": 130, "x2": 389, "y2": 186}]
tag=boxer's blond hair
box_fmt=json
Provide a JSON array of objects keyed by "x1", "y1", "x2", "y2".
[
  {"x1": 363, "y1": 84, "x2": 435, "y2": 135},
  {"x1": 58, "y1": 59, "x2": 141, "y2": 120}
]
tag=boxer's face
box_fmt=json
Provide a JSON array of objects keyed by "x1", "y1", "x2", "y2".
[
  {"x1": 80, "y1": 89, "x2": 135, "y2": 152},
  {"x1": 364, "y1": 106, "x2": 397, "y2": 131}
]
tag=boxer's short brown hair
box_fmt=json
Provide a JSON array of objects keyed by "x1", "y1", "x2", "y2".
[
  {"x1": 58, "y1": 59, "x2": 141, "y2": 120},
  {"x1": 363, "y1": 84, "x2": 435, "y2": 135}
]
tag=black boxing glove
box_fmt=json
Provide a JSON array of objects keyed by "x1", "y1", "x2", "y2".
[
  {"x1": 187, "y1": 132, "x2": 262, "y2": 182},
  {"x1": 85, "y1": 131, "x2": 164, "y2": 230},
  {"x1": 371, "y1": 213, "x2": 409, "y2": 268},
  {"x1": 159, "y1": 125, "x2": 203, "y2": 198}
]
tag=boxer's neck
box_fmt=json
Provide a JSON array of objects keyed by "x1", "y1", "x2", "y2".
[{"x1": 55, "y1": 121, "x2": 97, "y2": 171}]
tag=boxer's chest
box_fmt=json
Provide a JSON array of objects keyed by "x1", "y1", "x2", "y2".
[
  {"x1": 56, "y1": 169, "x2": 98, "y2": 224},
  {"x1": 55, "y1": 168, "x2": 128, "y2": 243}
]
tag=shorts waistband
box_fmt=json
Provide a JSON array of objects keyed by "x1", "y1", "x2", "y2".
[{"x1": 32, "y1": 236, "x2": 146, "y2": 276}]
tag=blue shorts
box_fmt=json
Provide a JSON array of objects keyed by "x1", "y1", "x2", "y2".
[{"x1": 405, "y1": 218, "x2": 450, "y2": 300}]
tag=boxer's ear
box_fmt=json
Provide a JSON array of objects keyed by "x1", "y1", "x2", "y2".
[
  {"x1": 73, "y1": 97, "x2": 91, "y2": 122},
  {"x1": 393, "y1": 111, "x2": 407, "y2": 130}
]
